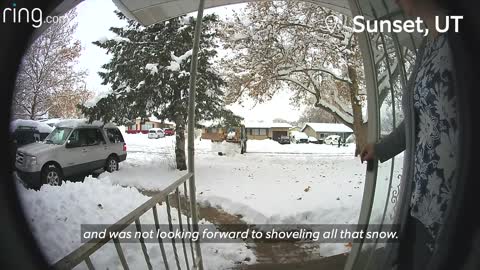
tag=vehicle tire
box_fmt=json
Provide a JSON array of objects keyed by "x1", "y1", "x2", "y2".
[
  {"x1": 41, "y1": 164, "x2": 63, "y2": 186},
  {"x1": 105, "y1": 156, "x2": 119, "y2": 173}
]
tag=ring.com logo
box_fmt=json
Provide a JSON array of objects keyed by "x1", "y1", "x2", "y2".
[{"x1": 2, "y1": 2, "x2": 68, "y2": 28}]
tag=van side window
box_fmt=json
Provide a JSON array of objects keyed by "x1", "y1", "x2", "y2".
[
  {"x1": 97, "y1": 129, "x2": 107, "y2": 145},
  {"x1": 86, "y1": 128, "x2": 106, "y2": 146},
  {"x1": 68, "y1": 128, "x2": 107, "y2": 147},
  {"x1": 106, "y1": 128, "x2": 125, "y2": 143},
  {"x1": 68, "y1": 129, "x2": 84, "y2": 147},
  {"x1": 75, "y1": 128, "x2": 104, "y2": 146}
]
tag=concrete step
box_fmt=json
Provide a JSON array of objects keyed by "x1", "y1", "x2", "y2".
[{"x1": 232, "y1": 253, "x2": 348, "y2": 270}]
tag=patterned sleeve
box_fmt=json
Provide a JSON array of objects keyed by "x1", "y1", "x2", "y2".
[{"x1": 374, "y1": 120, "x2": 406, "y2": 163}]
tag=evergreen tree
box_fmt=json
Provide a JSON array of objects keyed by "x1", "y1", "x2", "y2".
[{"x1": 81, "y1": 11, "x2": 239, "y2": 170}]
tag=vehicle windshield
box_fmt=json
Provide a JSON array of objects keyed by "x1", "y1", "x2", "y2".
[
  {"x1": 149, "y1": 130, "x2": 156, "y2": 133},
  {"x1": 44, "y1": 127, "x2": 72, "y2": 145}
]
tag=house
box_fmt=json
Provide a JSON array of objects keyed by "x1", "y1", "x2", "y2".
[
  {"x1": 245, "y1": 121, "x2": 292, "y2": 141},
  {"x1": 197, "y1": 120, "x2": 224, "y2": 141},
  {"x1": 201, "y1": 126, "x2": 226, "y2": 141},
  {"x1": 301, "y1": 123, "x2": 353, "y2": 142},
  {"x1": 126, "y1": 116, "x2": 175, "y2": 134}
]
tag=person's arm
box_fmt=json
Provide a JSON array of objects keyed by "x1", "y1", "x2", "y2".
[{"x1": 374, "y1": 121, "x2": 406, "y2": 163}]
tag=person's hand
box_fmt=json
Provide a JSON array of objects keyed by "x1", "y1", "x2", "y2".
[{"x1": 360, "y1": 143, "x2": 375, "y2": 163}]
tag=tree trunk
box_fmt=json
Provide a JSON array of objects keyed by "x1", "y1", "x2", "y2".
[
  {"x1": 347, "y1": 65, "x2": 368, "y2": 156},
  {"x1": 30, "y1": 94, "x2": 37, "y2": 120},
  {"x1": 174, "y1": 114, "x2": 187, "y2": 171},
  {"x1": 354, "y1": 123, "x2": 368, "y2": 156}
]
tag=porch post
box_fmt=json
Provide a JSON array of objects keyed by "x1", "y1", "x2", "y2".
[{"x1": 187, "y1": 0, "x2": 205, "y2": 269}]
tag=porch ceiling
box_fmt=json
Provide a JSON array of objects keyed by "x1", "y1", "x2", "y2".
[
  {"x1": 111, "y1": 0, "x2": 421, "y2": 48},
  {"x1": 112, "y1": 0, "x2": 400, "y2": 26}
]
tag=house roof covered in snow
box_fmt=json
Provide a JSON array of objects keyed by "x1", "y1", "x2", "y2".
[
  {"x1": 198, "y1": 119, "x2": 222, "y2": 128},
  {"x1": 136, "y1": 116, "x2": 175, "y2": 125},
  {"x1": 301, "y1": 123, "x2": 353, "y2": 133},
  {"x1": 245, "y1": 121, "x2": 292, "y2": 129}
]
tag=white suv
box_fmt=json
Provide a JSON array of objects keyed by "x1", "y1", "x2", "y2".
[
  {"x1": 148, "y1": 128, "x2": 164, "y2": 139},
  {"x1": 15, "y1": 120, "x2": 127, "y2": 188},
  {"x1": 324, "y1": 135, "x2": 341, "y2": 145},
  {"x1": 291, "y1": 131, "x2": 309, "y2": 144}
]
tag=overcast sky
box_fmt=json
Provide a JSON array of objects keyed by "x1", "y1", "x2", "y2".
[{"x1": 72, "y1": 0, "x2": 303, "y2": 123}]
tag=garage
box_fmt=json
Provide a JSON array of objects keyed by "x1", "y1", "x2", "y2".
[{"x1": 272, "y1": 131, "x2": 287, "y2": 141}]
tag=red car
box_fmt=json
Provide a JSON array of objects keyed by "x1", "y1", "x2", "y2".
[{"x1": 163, "y1": 128, "x2": 175, "y2": 136}]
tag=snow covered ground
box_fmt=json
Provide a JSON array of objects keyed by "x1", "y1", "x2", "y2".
[
  {"x1": 16, "y1": 178, "x2": 254, "y2": 269},
  {"x1": 247, "y1": 138, "x2": 356, "y2": 154},
  {"x1": 16, "y1": 133, "x2": 372, "y2": 268},
  {"x1": 103, "y1": 134, "x2": 367, "y2": 256},
  {"x1": 121, "y1": 134, "x2": 364, "y2": 225}
]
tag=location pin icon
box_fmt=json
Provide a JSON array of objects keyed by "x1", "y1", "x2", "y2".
[{"x1": 325, "y1": 15, "x2": 339, "y2": 33}]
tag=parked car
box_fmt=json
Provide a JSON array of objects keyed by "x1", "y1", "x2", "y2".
[
  {"x1": 12, "y1": 126, "x2": 41, "y2": 147},
  {"x1": 15, "y1": 120, "x2": 127, "y2": 189},
  {"x1": 10, "y1": 119, "x2": 54, "y2": 154},
  {"x1": 148, "y1": 128, "x2": 165, "y2": 139},
  {"x1": 164, "y1": 128, "x2": 175, "y2": 136},
  {"x1": 308, "y1": 136, "x2": 320, "y2": 144},
  {"x1": 291, "y1": 131, "x2": 309, "y2": 144},
  {"x1": 11, "y1": 119, "x2": 53, "y2": 142},
  {"x1": 278, "y1": 135, "x2": 290, "y2": 144},
  {"x1": 223, "y1": 126, "x2": 247, "y2": 154},
  {"x1": 226, "y1": 128, "x2": 236, "y2": 141},
  {"x1": 324, "y1": 135, "x2": 341, "y2": 145}
]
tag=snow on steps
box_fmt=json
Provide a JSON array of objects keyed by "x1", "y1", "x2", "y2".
[{"x1": 232, "y1": 253, "x2": 347, "y2": 270}]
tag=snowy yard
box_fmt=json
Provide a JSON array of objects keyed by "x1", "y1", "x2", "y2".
[
  {"x1": 17, "y1": 179, "x2": 254, "y2": 269},
  {"x1": 122, "y1": 134, "x2": 364, "y2": 226},
  {"x1": 16, "y1": 133, "x2": 368, "y2": 268}
]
